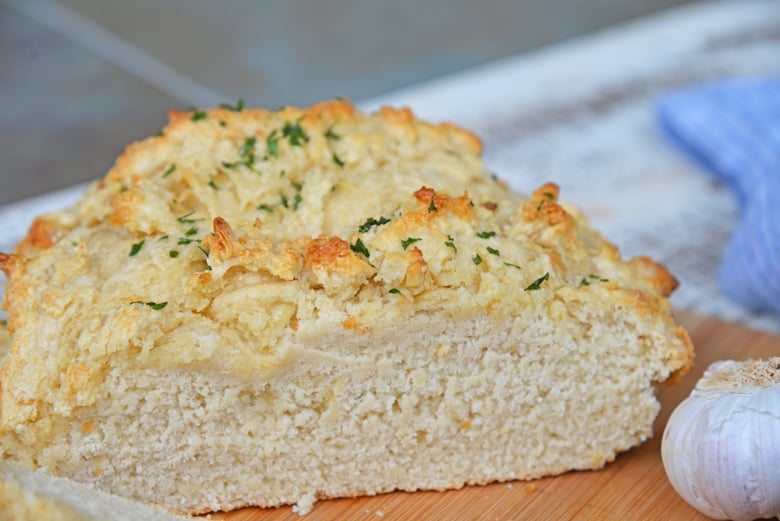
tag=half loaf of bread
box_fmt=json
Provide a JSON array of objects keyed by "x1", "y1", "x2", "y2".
[{"x1": 0, "y1": 100, "x2": 693, "y2": 514}]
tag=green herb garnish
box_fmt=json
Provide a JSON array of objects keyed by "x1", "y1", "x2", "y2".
[
  {"x1": 472, "y1": 254, "x2": 483, "y2": 265},
  {"x1": 280, "y1": 194, "x2": 289, "y2": 209},
  {"x1": 131, "y1": 301, "x2": 168, "y2": 310},
  {"x1": 582, "y1": 274, "x2": 608, "y2": 285},
  {"x1": 222, "y1": 136, "x2": 256, "y2": 170},
  {"x1": 325, "y1": 124, "x2": 340, "y2": 141},
  {"x1": 191, "y1": 110, "x2": 207, "y2": 121},
  {"x1": 401, "y1": 237, "x2": 422, "y2": 250},
  {"x1": 389, "y1": 288, "x2": 401, "y2": 294},
  {"x1": 428, "y1": 198, "x2": 437, "y2": 212},
  {"x1": 239, "y1": 136, "x2": 256, "y2": 156},
  {"x1": 129, "y1": 240, "x2": 145, "y2": 257},
  {"x1": 169, "y1": 250, "x2": 179, "y2": 258},
  {"x1": 257, "y1": 204, "x2": 274, "y2": 212},
  {"x1": 503, "y1": 261, "x2": 522, "y2": 270},
  {"x1": 536, "y1": 192, "x2": 554, "y2": 211},
  {"x1": 290, "y1": 181, "x2": 303, "y2": 192},
  {"x1": 332, "y1": 152, "x2": 345, "y2": 168},
  {"x1": 444, "y1": 235, "x2": 457, "y2": 253},
  {"x1": 208, "y1": 180, "x2": 219, "y2": 190},
  {"x1": 162, "y1": 164, "x2": 176, "y2": 178},
  {"x1": 293, "y1": 193, "x2": 303, "y2": 211},
  {"x1": 350, "y1": 238, "x2": 370, "y2": 258},
  {"x1": 177, "y1": 211, "x2": 203, "y2": 224},
  {"x1": 185, "y1": 227, "x2": 198, "y2": 237},
  {"x1": 266, "y1": 129, "x2": 280, "y2": 158},
  {"x1": 524, "y1": 272, "x2": 550, "y2": 291},
  {"x1": 487, "y1": 246, "x2": 500, "y2": 256},
  {"x1": 358, "y1": 216, "x2": 391, "y2": 233},
  {"x1": 476, "y1": 231, "x2": 496, "y2": 239},
  {"x1": 177, "y1": 237, "x2": 197, "y2": 245},
  {"x1": 282, "y1": 118, "x2": 309, "y2": 146}
]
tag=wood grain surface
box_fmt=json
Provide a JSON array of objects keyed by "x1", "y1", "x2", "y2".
[{"x1": 208, "y1": 312, "x2": 779, "y2": 521}]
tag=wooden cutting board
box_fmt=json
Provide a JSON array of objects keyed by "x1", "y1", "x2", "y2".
[{"x1": 213, "y1": 312, "x2": 779, "y2": 521}]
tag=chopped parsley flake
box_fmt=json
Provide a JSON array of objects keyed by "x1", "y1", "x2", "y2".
[
  {"x1": 524, "y1": 272, "x2": 550, "y2": 291},
  {"x1": 536, "y1": 191, "x2": 555, "y2": 211},
  {"x1": 185, "y1": 227, "x2": 198, "y2": 236},
  {"x1": 444, "y1": 235, "x2": 457, "y2": 253},
  {"x1": 401, "y1": 237, "x2": 422, "y2": 250},
  {"x1": 428, "y1": 198, "x2": 437, "y2": 212},
  {"x1": 219, "y1": 98, "x2": 245, "y2": 111},
  {"x1": 266, "y1": 129, "x2": 280, "y2": 158},
  {"x1": 280, "y1": 193, "x2": 289, "y2": 209},
  {"x1": 389, "y1": 288, "x2": 401, "y2": 294},
  {"x1": 131, "y1": 301, "x2": 168, "y2": 310},
  {"x1": 208, "y1": 180, "x2": 219, "y2": 190},
  {"x1": 162, "y1": 164, "x2": 176, "y2": 178},
  {"x1": 332, "y1": 152, "x2": 345, "y2": 168},
  {"x1": 325, "y1": 124, "x2": 340, "y2": 141},
  {"x1": 129, "y1": 240, "x2": 145, "y2": 257},
  {"x1": 177, "y1": 237, "x2": 198, "y2": 245},
  {"x1": 472, "y1": 253, "x2": 483, "y2": 265},
  {"x1": 257, "y1": 204, "x2": 274, "y2": 212},
  {"x1": 239, "y1": 136, "x2": 256, "y2": 157},
  {"x1": 293, "y1": 193, "x2": 303, "y2": 211},
  {"x1": 350, "y1": 238, "x2": 370, "y2": 258},
  {"x1": 487, "y1": 246, "x2": 500, "y2": 256},
  {"x1": 358, "y1": 216, "x2": 391, "y2": 233},
  {"x1": 503, "y1": 261, "x2": 522, "y2": 270},
  {"x1": 191, "y1": 110, "x2": 207, "y2": 121},
  {"x1": 582, "y1": 274, "x2": 608, "y2": 285},
  {"x1": 282, "y1": 118, "x2": 309, "y2": 147},
  {"x1": 290, "y1": 181, "x2": 303, "y2": 192},
  {"x1": 476, "y1": 231, "x2": 496, "y2": 239},
  {"x1": 177, "y1": 211, "x2": 203, "y2": 224},
  {"x1": 169, "y1": 250, "x2": 179, "y2": 258},
  {"x1": 223, "y1": 136, "x2": 256, "y2": 170}
]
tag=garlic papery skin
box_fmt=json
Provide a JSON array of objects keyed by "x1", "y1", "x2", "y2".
[{"x1": 662, "y1": 357, "x2": 780, "y2": 521}]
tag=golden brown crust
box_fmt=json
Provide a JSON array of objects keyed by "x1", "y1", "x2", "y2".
[{"x1": 0, "y1": 100, "x2": 693, "y2": 411}]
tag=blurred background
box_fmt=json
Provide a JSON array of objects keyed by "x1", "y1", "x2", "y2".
[{"x1": 1, "y1": 0, "x2": 698, "y2": 205}]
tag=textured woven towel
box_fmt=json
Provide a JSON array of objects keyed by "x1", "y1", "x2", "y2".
[{"x1": 658, "y1": 78, "x2": 780, "y2": 316}]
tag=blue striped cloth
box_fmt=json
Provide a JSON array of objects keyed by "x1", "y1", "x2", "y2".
[{"x1": 657, "y1": 78, "x2": 780, "y2": 316}]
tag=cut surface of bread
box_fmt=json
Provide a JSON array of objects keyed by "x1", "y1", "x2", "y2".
[
  {"x1": 0, "y1": 461, "x2": 191, "y2": 521},
  {"x1": 0, "y1": 100, "x2": 693, "y2": 514}
]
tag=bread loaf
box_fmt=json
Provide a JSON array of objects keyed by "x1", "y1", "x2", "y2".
[{"x1": 0, "y1": 100, "x2": 693, "y2": 514}]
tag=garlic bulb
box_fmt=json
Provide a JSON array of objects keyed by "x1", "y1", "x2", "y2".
[{"x1": 662, "y1": 357, "x2": 780, "y2": 521}]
